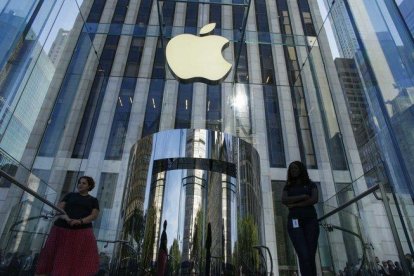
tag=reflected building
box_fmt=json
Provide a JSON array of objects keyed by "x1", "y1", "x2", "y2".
[
  {"x1": 398, "y1": 0, "x2": 414, "y2": 39},
  {"x1": 334, "y1": 58, "x2": 382, "y2": 182},
  {"x1": 329, "y1": 0, "x2": 414, "y2": 266},
  {"x1": 0, "y1": 6, "x2": 55, "y2": 239},
  {"x1": 0, "y1": 39, "x2": 54, "y2": 161},
  {"x1": 121, "y1": 129, "x2": 262, "y2": 274},
  {"x1": 326, "y1": 0, "x2": 358, "y2": 58},
  {"x1": 48, "y1": 29, "x2": 69, "y2": 67},
  {"x1": 1, "y1": 0, "x2": 408, "y2": 274}
]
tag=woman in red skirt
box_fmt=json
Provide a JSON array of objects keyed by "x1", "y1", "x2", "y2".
[{"x1": 35, "y1": 176, "x2": 100, "y2": 276}]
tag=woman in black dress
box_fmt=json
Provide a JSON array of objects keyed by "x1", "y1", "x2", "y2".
[{"x1": 282, "y1": 161, "x2": 319, "y2": 276}]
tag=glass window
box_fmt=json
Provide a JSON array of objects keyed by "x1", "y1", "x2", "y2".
[
  {"x1": 297, "y1": 0, "x2": 317, "y2": 36},
  {"x1": 264, "y1": 86, "x2": 285, "y2": 167},
  {"x1": 233, "y1": 6, "x2": 244, "y2": 30},
  {"x1": 162, "y1": 1, "x2": 176, "y2": 31},
  {"x1": 105, "y1": 78, "x2": 136, "y2": 160},
  {"x1": 98, "y1": 35, "x2": 120, "y2": 75},
  {"x1": 151, "y1": 40, "x2": 166, "y2": 79},
  {"x1": 234, "y1": 42, "x2": 249, "y2": 83},
  {"x1": 259, "y1": 44, "x2": 275, "y2": 84},
  {"x1": 185, "y1": 2, "x2": 198, "y2": 34},
  {"x1": 112, "y1": 5, "x2": 128, "y2": 24},
  {"x1": 233, "y1": 5, "x2": 249, "y2": 83},
  {"x1": 142, "y1": 79, "x2": 165, "y2": 137},
  {"x1": 71, "y1": 35, "x2": 120, "y2": 158},
  {"x1": 276, "y1": 0, "x2": 317, "y2": 169},
  {"x1": 86, "y1": 0, "x2": 106, "y2": 23},
  {"x1": 39, "y1": 32, "x2": 95, "y2": 156},
  {"x1": 209, "y1": 4, "x2": 222, "y2": 34},
  {"x1": 254, "y1": 0, "x2": 269, "y2": 33},
  {"x1": 124, "y1": 37, "x2": 145, "y2": 77},
  {"x1": 94, "y1": 173, "x2": 118, "y2": 231},
  {"x1": 142, "y1": 39, "x2": 166, "y2": 137},
  {"x1": 206, "y1": 85, "x2": 222, "y2": 131},
  {"x1": 31, "y1": 169, "x2": 52, "y2": 187},
  {"x1": 136, "y1": 0, "x2": 154, "y2": 26},
  {"x1": 71, "y1": 73, "x2": 108, "y2": 158},
  {"x1": 175, "y1": 83, "x2": 193, "y2": 129}
]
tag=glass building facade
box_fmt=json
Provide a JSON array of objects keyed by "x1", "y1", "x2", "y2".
[
  {"x1": 0, "y1": 0, "x2": 413, "y2": 275},
  {"x1": 398, "y1": 0, "x2": 414, "y2": 39}
]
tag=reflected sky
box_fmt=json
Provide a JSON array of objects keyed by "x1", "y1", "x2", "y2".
[
  {"x1": 42, "y1": 0, "x2": 81, "y2": 52},
  {"x1": 124, "y1": 129, "x2": 263, "y2": 270},
  {"x1": 316, "y1": 0, "x2": 340, "y2": 58},
  {"x1": 153, "y1": 129, "x2": 187, "y2": 160}
]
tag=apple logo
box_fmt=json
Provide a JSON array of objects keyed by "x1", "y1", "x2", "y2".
[{"x1": 166, "y1": 23, "x2": 232, "y2": 83}]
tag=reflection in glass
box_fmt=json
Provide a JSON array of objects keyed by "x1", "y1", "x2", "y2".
[
  {"x1": 263, "y1": 86, "x2": 285, "y2": 167},
  {"x1": 142, "y1": 39, "x2": 166, "y2": 138},
  {"x1": 277, "y1": 0, "x2": 318, "y2": 169},
  {"x1": 40, "y1": 31, "x2": 96, "y2": 157},
  {"x1": 105, "y1": 78, "x2": 136, "y2": 160},
  {"x1": 175, "y1": 84, "x2": 193, "y2": 129},
  {"x1": 206, "y1": 85, "x2": 222, "y2": 131},
  {"x1": 119, "y1": 129, "x2": 263, "y2": 275},
  {"x1": 271, "y1": 181, "x2": 297, "y2": 275},
  {"x1": 325, "y1": 0, "x2": 414, "y2": 259},
  {"x1": 94, "y1": 173, "x2": 118, "y2": 232}
]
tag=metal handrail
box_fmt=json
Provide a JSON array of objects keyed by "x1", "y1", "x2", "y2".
[
  {"x1": 321, "y1": 223, "x2": 368, "y2": 275},
  {"x1": 253, "y1": 245, "x2": 273, "y2": 276},
  {"x1": 317, "y1": 184, "x2": 379, "y2": 222},
  {"x1": 10, "y1": 213, "x2": 55, "y2": 231},
  {"x1": 0, "y1": 169, "x2": 65, "y2": 215},
  {"x1": 96, "y1": 239, "x2": 138, "y2": 256}
]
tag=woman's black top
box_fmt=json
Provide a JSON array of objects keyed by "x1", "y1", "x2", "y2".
[
  {"x1": 54, "y1": 192, "x2": 99, "y2": 229},
  {"x1": 283, "y1": 181, "x2": 317, "y2": 219}
]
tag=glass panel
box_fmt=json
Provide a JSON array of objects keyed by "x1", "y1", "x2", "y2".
[
  {"x1": 0, "y1": 0, "x2": 99, "y2": 162},
  {"x1": 277, "y1": 0, "x2": 317, "y2": 169},
  {"x1": 206, "y1": 85, "x2": 222, "y2": 131},
  {"x1": 397, "y1": 0, "x2": 414, "y2": 39},
  {"x1": 142, "y1": 79, "x2": 165, "y2": 137},
  {"x1": 70, "y1": 69, "x2": 108, "y2": 158},
  {"x1": 271, "y1": 181, "x2": 298, "y2": 275},
  {"x1": 263, "y1": 86, "x2": 285, "y2": 167},
  {"x1": 315, "y1": 1, "x2": 414, "y2": 269},
  {"x1": 94, "y1": 173, "x2": 118, "y2": 235},
  {"x1": 119, "y1": 129, "x2": 263, "y2": 275},
  {"x1": 175, "y1": 83, "x2": 193, "y2": 129},
  {"x1": 0, "y1": 171, "x2": 58, "y2": 272},
  {"x1": 320, "y1": 188, "x2": 407, "y2": 275},
  {"x1": 184, "y1": 2, "x2": 198, "y2": 34},
  {"x1": 105, "y1": 78, "x2": 136, "y2": 160}
]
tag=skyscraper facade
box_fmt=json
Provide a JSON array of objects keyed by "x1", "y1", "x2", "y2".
[
  {"x1": 0, "y1": 0, "x2": 413, "y2": 274},
  {"x1": 48, "y1": 29, "x2": 70, "y2": 67},
  {"x1": 398, "y1": 0, "x2": 414, "y2": 39},
  {"x1": 327, "y1": 0, "x2": 414, "y2": 272}
]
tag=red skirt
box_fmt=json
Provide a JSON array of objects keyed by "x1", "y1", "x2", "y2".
[{"x1": 36, "y1": 225, "x2": 99, "y2": 276}]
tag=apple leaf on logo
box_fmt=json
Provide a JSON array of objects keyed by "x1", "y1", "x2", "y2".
[{"x1": 200, "y1": 23, "x2": 216, "y2": 36}]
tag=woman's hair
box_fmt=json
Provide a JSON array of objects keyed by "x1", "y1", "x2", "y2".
[
  {"x1": 286, "y1": 161, "x2": 310, "y2": 185},
  {"x1": 79, "y1": 176, "x2": 95, "y2": 191}
]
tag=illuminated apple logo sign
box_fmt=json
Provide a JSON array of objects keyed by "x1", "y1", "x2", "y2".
[{"x1": 166, "y1": 23, "x2": 232, "y2": 83}]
